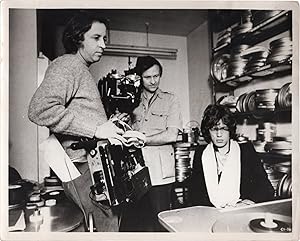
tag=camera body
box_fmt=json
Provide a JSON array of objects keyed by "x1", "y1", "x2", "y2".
[
  {"x1": 87, "y1": 139, "x2": 151, "y2": 206},
  {"x1": 98, "y1": 69, "x2": 141, "y2": 117}
]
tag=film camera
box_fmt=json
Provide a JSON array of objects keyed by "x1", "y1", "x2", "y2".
[
  {"x1": 98, "y1": 69, "x2": 141, "y2": 117},
  {"x1": 71, "y1": 137, "x2": 151, "y2": 207},
  {"x1": 86, "y1": 68, "x2": 151, "y2": 206}
]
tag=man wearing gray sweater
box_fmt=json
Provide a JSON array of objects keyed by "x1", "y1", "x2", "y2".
[{"x1": 28, "y1": 11, "x2": 124, "y2": 231}]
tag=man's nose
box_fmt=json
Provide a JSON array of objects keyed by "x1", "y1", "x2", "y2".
[
  {"x1": 150, "y1": 77, "x2": 156, "y2": 84},
  {"x1": 216, "y1": 130, "x2": 222, "y2": 136},
  {"x1": 99, "y1": 39, "x2": 106, "y2": 49}
]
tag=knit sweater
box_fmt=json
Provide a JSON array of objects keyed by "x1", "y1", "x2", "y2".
[{"x1": 28, "y1": 54, "x2": 108, "y2": 160}]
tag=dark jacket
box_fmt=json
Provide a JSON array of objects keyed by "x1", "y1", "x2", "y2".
[{"x1": 190, "y1": 142, "x2": 274, "y2": 207}]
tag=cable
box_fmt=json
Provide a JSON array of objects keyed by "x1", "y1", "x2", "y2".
[
  {"x1": 118, "y1": 204, "x2": 125, "y2": 228},
  {"x1": 89, "y1": 191, "x2": 111, "y2": 211},
  {"x1": 89, "y1": 191, "x2": 125, "y2": 229}
]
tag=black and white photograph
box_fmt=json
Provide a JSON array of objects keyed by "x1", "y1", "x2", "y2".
[{"x1": 0, "y1": 0, "x2": 299, "y2": 240}]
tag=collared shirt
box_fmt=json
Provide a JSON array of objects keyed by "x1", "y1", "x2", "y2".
[
  {"x1": 131, "y1": 88, "x2": 182, "y2": 185},
  {"x1": 132, "y1": 88, "x2": 182, "y2": 135}
]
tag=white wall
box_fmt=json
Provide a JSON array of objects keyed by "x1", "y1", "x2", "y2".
[
  {"x1": 9, "y1": 9, "x2": 39, "y2": 181},
  {"x1": 187, "y1": 21, "x2": 212, "y2": 127}
]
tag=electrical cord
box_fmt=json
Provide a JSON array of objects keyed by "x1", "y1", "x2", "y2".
[
  {"x1": 118, "y1": 211, "x2": 123, "y2": 228},
  {"x1": 89, "y1": 191, "x2": 111, "y2": 211}
]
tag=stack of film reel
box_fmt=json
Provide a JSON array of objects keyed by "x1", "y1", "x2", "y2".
[
  {"x1": 240, "y1": 46, "x2": 270, "y2": 73},
  {"x1": 265, "y1": 136, "x2": 292, "y2": 156},
  {"x1": 236, "y1": 91, "x2": 256, "y2": 113},
  {"x1": 253, "y1": 122, "x2": 277, "y2": 195},
  {"x1": 251, "y1": 10, "x2": 283, "y2": 27},
  {"x1": 276, "y1": 167, "x2": 292, "y2": 198},
  {"x1": 230, "y1": 10, "x2": 253, "y2": 39},
  {"x1": 174, "y1": 143, "x2": 192, "y2": 183},
  {"x1": 263, "y1": 161, "x2": 291, "y2": 198},
  {"x1": 277, "y1": 82, "x2": 292, "y2": 109},
  {"x1": 267, "y1": 37, "x2": 292, "y2": 64},
  {"x1": 235, "y1": 82, "x2": 292, "y2": 114},
  {"x1": 262, "y1": 162, "x2": 291, "y2": 198},
  {"x1": 256, "y1": 122, "x2": 277, "y2": 143},
  {"x1": 259, "y1": 134, "x2": 292, "y2": 198},
  {"x1": 216, "y1": 27, "x2": 231, "y2": 47},
  {"x1": 256, "y1": 89, "x2": 279, "y2": 111},
  {"x1": 9, "y1": 183, "x2": 26, "y2": 210},
  {"x1": 263, "y1": 163, "x2": 281, "y2": 195},
  {"x1": 266, "y1": 136, "x2": 292, "y2": 198},
  {"x1": 253, "y1": 122, "x2": 276, "y2": 154},
  {"x1": 227, "y1": 45, "x2": 250, "y2": 78}
]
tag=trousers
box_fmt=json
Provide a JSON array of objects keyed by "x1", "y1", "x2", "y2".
[
  {"x1": 62, "y1": 162, "x2": 119, "y2": 232},
  {"x1": 119, "y1": 183, "x2": 173, "y2": 232}
]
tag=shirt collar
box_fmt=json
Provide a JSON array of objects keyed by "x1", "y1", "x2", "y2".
[{"x1": 142, "y1": 88, "x2": 163, "y2": 100}]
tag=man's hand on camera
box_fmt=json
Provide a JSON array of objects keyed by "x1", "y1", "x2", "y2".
[
  {"x1": 95, "y1": 121, "x2": 127, "y2": 143},
  {"x1": 110, "y1": 112, "x2": 131, "y2": 123}
]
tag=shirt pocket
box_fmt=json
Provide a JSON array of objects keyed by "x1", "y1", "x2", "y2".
[
  {"x1": 159, "y1": 146, "x2": 175, "y2": 179},
  {"x1": 150, "y1": 110, "x2": 168, "y2": 130}
]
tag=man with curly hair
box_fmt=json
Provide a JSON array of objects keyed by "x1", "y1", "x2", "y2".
[{"x1": 28, "y1": 11, "x2": 125, "y2": 231}]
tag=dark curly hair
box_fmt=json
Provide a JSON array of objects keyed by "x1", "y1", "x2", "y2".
[
  {"x1": 134, "y1": 55, "x2": 163, "y2": 77},
  {"x1": 62, "y1": 11, "x2": 107, "y2": 54},
  {"x1": 201, "y1": 104, "x2": 236, "y2": 143}
]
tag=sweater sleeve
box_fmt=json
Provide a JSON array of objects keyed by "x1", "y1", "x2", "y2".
[{"x1": 28, "y1": 63, "x2": 96, "y2": 138}]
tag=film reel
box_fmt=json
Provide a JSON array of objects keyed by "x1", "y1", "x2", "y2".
[{"x1": 249, "y1": 218, "x2": 291, "y2": 233}]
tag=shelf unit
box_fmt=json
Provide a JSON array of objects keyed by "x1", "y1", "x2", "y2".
[
  {"x1": 219, "y1": 58, "x2": 292, "y2": 87},
  {"x1": 258, "y1": 152, "x2": 291, "y2": 163},
  {"x1": 211, "y1": 10, "x2": 292, "y2": 89},
  {"x1": 209, "y1": 9, "x2": 293, "y2": 199},
  {"x1": 213, "y1": 10, "x2": 291, "y2": 54},
  {"x1": 234, "y1": 107, "x2": 291, "y2": 119}
]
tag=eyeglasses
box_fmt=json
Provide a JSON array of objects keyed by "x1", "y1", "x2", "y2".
[{"x1": 209, "y1": 126, "x2": 230, "y2": 133}]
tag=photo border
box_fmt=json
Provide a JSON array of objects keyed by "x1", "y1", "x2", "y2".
[{"x1": 1, "y1": 0, "x2": 299, "y2": 240}]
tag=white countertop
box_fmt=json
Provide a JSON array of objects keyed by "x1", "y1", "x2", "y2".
[{"x1": 158, "y1": 198, "x2": 292, "y2": 233}]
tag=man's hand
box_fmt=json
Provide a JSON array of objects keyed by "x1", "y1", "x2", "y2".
[
  {"x1": 110, "y1": 111, "x2": 131, "y2": 123},
  {"x1": 95, "y1": 121, "x2": 127, "y2": 143},
  {"x1": 223, "y1": 199, "x2": 255, "y2": 209},
  {"x1": 235, "y1": 199, "x2": 255, "y2": 207},
  {"x1": 122, "y1": 130, "x2": 146, "y2": 148}
]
